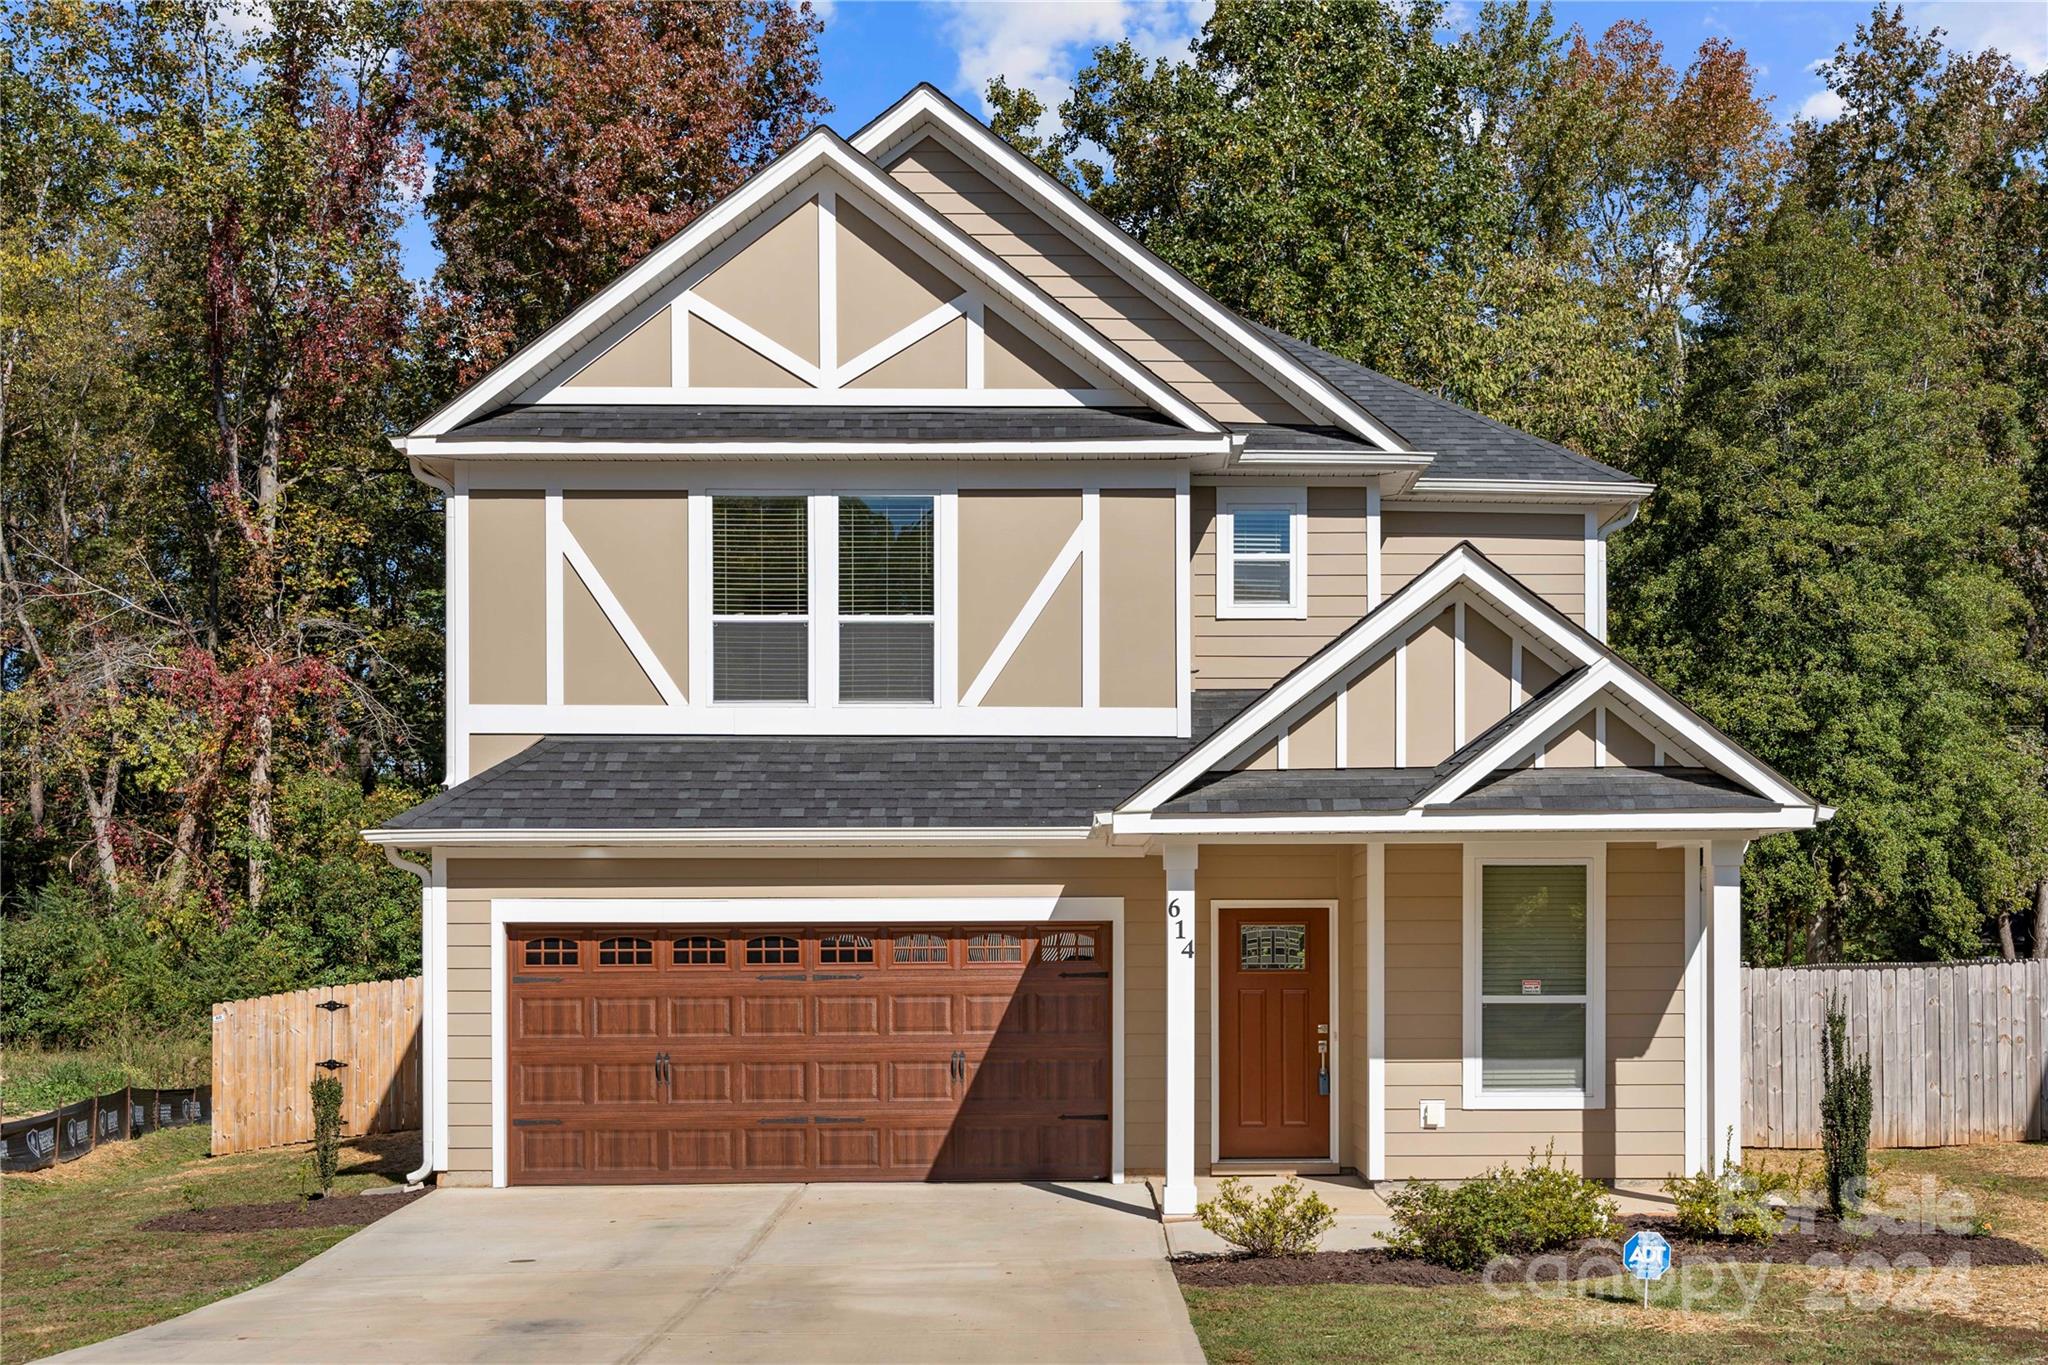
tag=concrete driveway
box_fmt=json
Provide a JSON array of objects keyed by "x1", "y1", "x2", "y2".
[{"x1": 50, "y1": 1182, "x2": 1204, "y2": 1364}]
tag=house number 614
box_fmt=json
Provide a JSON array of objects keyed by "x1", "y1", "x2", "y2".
[{"x1": 1168, "y1": 896, "x2": 1194, "y2": 958}]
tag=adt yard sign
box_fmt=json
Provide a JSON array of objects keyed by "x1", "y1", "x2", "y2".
[{"x1": 1623, "y1": 1229, "x2": 1672, "y2": 1306}]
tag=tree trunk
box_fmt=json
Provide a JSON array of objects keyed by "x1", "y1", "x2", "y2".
[
  {"x1": 77, "y1": 755, "x2": 122, "y2": 894},
  {"x1": 2033, "y1": 879, "x2": 2048, "y2": 961},
  {"x1": 1997, "y1": 912, "x2": 2018, "y2": 961},
  {"x1": 247, "y1": 682, "x2": 273, "y2": 910}
]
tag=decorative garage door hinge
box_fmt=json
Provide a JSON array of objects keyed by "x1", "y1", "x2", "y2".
[
  {"x1": 513, "y1": 975, "x2": 564, "y2": 985},
  {"x1": 512, "y1": 1118, "x2": 564, "y2": 1127},
  {"x1": 812, "y1": 1115, "x2": 869, "y2": 1125},
  {"x1": 1059, "y1": 1113, "x2": 1110, "y2": 1122},
  {"x1": 756, "y1": 1116, "x2": 809, "y2": 1126}
]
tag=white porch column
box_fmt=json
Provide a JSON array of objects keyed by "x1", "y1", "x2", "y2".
[
  {"x1": 1707, "y1": 840, "x2": 1748, "y2": 1165},
  {"x1": 1163, "y1": 843, "x2": 1199, "y2": 1218}
]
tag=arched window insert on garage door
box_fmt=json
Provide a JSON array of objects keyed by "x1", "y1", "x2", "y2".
[
  {"x1": 1040, "y1": 931, "x2": 1096, "y2": 962},
  {"x1": 597, "y1": 936, "x2": 654, "y2": 967},
  {"x1": 524, "y1": 936, "x2": 578, "y2": 967},
  {"x1": 893, "y1": 932, "x2": 949, "y2": 964},
  {"x1": 819, "y1": 933, "x2": 875, "y2": 964},
  {"x1": 966, "y1": 931, "x2": 1023, "y2": 963},
  {"x1": 746, "y1": 934, "x2": 801, "y2": 965},
  {"x1": 674, "y1": 934, "x2": 727, "y2": 966}
]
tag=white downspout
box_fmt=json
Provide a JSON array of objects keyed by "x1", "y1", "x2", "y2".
[{"x1": 384, "y1": 846, "x2": 436, "y2": 1187}]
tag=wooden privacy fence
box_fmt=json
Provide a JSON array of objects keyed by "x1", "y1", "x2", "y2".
[
  {"x1": 1743, "y1": 959, "x2": 2048, "y2": 1149},
  {"x1": 211, "y1": 977, "x2": 422, "y2": 1156}
]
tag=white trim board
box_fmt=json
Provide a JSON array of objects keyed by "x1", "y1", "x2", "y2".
[
  {"x1": 412, "y1": 131, "x2": 1218, "y2": 440},
  {"x1": 487, "y1": 895, "x2": 1126, "y2": 1190},
  {"x1": 1207, "y1": 900, "x2": 1342, "y2": 1169},
  {"x1": 851, "y1": 86, "x2": 1413, "y2": 453}
]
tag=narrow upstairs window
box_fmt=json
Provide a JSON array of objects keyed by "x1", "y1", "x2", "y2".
[
  {"x1": 713, "y1": 495, "x2": 809, "y2": 702},
  {"x1": 1219, "y1": 489, "x2": 1306, "y2": 618},
  {"x1": 838, "y1": 495, "x2": 935, "y2": 703}
]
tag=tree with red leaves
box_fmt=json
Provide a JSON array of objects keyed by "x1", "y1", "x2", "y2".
[{"x1": 409, "y1": 0, "x2": 828, "y2": 382}]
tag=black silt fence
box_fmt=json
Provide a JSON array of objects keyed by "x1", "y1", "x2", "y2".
[{"x1": 1, "y1": 1085, "x2": 211, "y2": 1173}]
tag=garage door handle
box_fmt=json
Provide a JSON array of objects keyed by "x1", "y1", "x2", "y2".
[
  {"x1": 756, "y1": 1117, "x2": 809, "y2": 1126},
  {"x1": 755, "y1": 972, "x2": 807, "y2": 981},
  {"x1": 810, "y1": 972, "x2": 865, "y2": 981},
  {"x1": 813, "y1": 1116, "x2": 868, "y2": 1125},
  {"x1": 513, "y1": 974, "x2": 564, "y2": 984}
]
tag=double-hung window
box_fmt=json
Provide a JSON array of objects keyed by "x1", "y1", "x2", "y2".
[
  {"x1": 712, "y1": 495, "x2": 810, "y2": 702},
  {"x1": 838, "y1": 494, "x2": 934, "y2": 703},
  {"x1": 1466, "y1": 855, "x2": 1604, "y2": 1109},
  {"x1": 1218, "y1": 488, "x2": 1306, "y2": 618}
]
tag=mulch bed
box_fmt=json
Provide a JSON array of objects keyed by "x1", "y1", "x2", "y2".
[
  {"x1": 1173, "y1": 1217, "x2": 2044, "y2": 1289},
  {"x1": 139, "y1": 1188, "x2": 429, "y2": 1234}
]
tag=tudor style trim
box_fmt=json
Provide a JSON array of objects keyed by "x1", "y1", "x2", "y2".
[
  {"x1": 410, "y1": 129, "x2": 1221, "y2": 442},
  {"x1": 851, "y1": 86, "x2": 1418, "y2": 454}
]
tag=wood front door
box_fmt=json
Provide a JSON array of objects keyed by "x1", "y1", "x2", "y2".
[
  {"x1": 504, "y1": 924, "x2": 1111, "y2": 1184},
  {"x1": 1218, "y1": 909, "x2": 1330, "y2": 1159}
]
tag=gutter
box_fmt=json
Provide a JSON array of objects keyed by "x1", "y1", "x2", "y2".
[
  {"x1": 361, "y1": 824, "x2": 1112, "y2": 849},
  {"x1": 381, "y1": 846, "x2": 436, "y2": 1188}
]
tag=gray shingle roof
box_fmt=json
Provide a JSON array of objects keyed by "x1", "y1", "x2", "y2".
[
  {"x1": 1157, "y1": 769, "x2": 1431, "y2": 815},
  {"x1": 1152, "y1": 764, "x2": 1775, "y2": 818},
  {"x1": 383, "y1": 692, "x2": 1263, "y2": 833},
  {"x1": 1231, "y1": 423, "x2": 1382, "y2": 456},
  {"x1": 447, "y1": 404, "x2": 1192, "y2": 444},
  {"x1": 1256, "y1": 327, "x2": 1645, "y2": 487},
  {"x1": 1447, "y1": 766, "x2": 1779, "y2": 812}
]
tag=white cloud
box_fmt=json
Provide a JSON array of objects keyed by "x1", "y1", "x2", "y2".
[
  {"x1": 1906, "y1": 1, "x2": 2047, "y2": 75},
  {"x1": 927, "y1": 0, "x2": 1209, "y2": 136},
  {"x1": 1797, "y1": 86, "x2": 1846, "y2": 123}
]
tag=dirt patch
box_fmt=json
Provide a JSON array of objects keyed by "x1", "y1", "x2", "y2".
[
  {"x1": 139, "y1": 1189, "x2": 428, "y2": 1234},
  {"x1": 1172, "y1": 1218, "x2": 2043, "y2": 1289}
]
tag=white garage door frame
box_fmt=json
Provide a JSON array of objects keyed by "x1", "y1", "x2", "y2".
[{"x1": 489, "y1": 896, "x2": 1126, "y2": 1188}]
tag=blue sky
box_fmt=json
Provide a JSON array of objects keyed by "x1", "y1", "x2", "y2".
[{"x1": 398, "y1": 1, "x2": 2046, "y2": 281}]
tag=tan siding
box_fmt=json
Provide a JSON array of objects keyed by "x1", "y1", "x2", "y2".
[
  {"x1": 982, "y1": 559, "x2": 1081, "y2": 706},
  {"x1": 694, "y1": 197, "x2": 820, "y2": 365},
  {"x1": 562, "y1": 563, "x2": 660, "y2": 704},
  {"x1": 688, "y1": 313, "x2": 807, "y2": 387},
  {"x1": 468, "y1": 733, "x2": 540, "y2": 774},
  {"x1": 1193, "y1": 485, "x2": 1370, "y2": 688},
  {"x1": 562, "y1": 308, "x2": 672, "y2": 387},
  {"x1": 835, "y1": 200, "x2": 962, "y2": 359},
  {"x1": 843, "y1": 314, "x2": 967, "y2": 388},
  {"x1": 956, "y1": 492, "x2": 1080, "y2": 690},
  {"x1": 1404, "y1": 610, "x2": 1457, "y2": 766},
  {"x1": 1287, "y1": 693, "x2": 1338, "y2": 766},
  {"x1": 1099, "y1": 490, "x2": 1178, "y2": 708},
  {"x1": 562, "y1": 492, "x2": 688, "y2": 690},
  {"x1": 1380, "y1": 843, "x2": 1687, "y2": 1183},
  {"x1": 1346, "y1": 655, "x2": 1397, "y2": 766},
  {"x1": 468, "y1": 492, "x2": 545, "y2": 705},
  {"x1": 886, "y1": 138, "x2": 1309, "y2": 425},
  {"x1": 984, "y1": 310, "x2": 1082, "y2": 389},
  {"x1": 1465, "y1": 609, "x2": 1514, "y2": 739},
  {"x1": 1383, "y1": 509, "x2": 1585, "y2": 623},
  {"x1": 1546, "y1": 711, "x2": 1599, "y2": 766},
  {"x1": 1605, "y1": 710, "x2": 1657, "y2": 767}
]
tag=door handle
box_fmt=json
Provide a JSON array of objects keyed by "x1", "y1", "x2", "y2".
[
  {"x1": 949, "y1": 1049, "x2": 964, "y2": 1083},
  {"x1": 655, "y1": 1052, "x2": 671, "y2": 1093}
]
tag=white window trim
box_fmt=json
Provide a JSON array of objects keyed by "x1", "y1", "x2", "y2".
[
  {"x1": 1461, "y1": 843, "x2": 1607, "y2": 1111},
  {"x1": 709, "y1": 492, "x2": 815, "y2": 706},
  {"x1": 1216, "y1": 487, "x2": 1308, "y2": 620},
  {"x1": 834, "y1": 490, "x2": 939, "y2": 707}
]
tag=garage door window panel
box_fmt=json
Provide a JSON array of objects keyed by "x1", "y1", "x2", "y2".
[
  {"x1": 597, "y1": 935, "x2": 655, "y2": 967},
  {"x1": 892, "y1": 931, "x2": 950, "y2": 965},
  {"x1": 524, "y1": 936, "x2": 578, "y2": 967},
  {"x1": 819, "y1": 933, "x2": 876, "y2": 965},
  {"x1": 746, "y1": 934, "x2": 802, "y2": 966},
  {"x1": 674, "y1": 934, "x2": 729, "y2": 967}
]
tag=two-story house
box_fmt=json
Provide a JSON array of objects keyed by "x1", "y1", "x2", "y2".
[{"x1": 366, "y1": 85, "x2": 1829, "y2": 1213}]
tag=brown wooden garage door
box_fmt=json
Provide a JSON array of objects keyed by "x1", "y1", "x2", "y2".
[{"x1": 506, "y1": 924, "x2": 1111, "y2": 1184}]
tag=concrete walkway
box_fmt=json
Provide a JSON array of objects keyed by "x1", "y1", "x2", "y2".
[{"x1": 49, "y1": 1182, "x2": 1203, "y2": 1364}]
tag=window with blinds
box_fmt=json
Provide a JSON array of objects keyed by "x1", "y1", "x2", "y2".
[
  {"x1": 1478, "y1": 864, "x2": 1589, "y2": 1092},
  {"x1": 1219, "y1": 490, "x2": 1304, "y2": 616},
  {"x1": 713, "y1": 495, "x2": 809, "y2": 702},
  {"x1": 838, "y1": 494, "x2": 934, "y2": 703}
]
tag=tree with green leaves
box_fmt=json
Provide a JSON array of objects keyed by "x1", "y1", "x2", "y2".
[{"x1": 1614, "y1": 195, "x2": 2048, "y2": 962}]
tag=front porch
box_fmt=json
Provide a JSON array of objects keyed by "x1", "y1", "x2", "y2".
[{"x1": 1148, "y1": 839, "x2": 1749, "y2": 1219}]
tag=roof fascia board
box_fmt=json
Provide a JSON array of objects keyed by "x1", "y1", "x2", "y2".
[
  {"x1": 416, "y1": 128, "x2": 1219, "y2": 440},
  {"x1": 399, "y1": 436, "x2": 1228, "y2": 459},
  {"x1": 1122, "y1": 545, "x2": 1593, "y2": 811},
  {"x1": 851, "y1": 91, "x2": 1416, "y2": 453},
  {"x1": 1110, "y1": 808, "x2": 1822, "y2": 837},
  {"x1": 1405, "y1": 477, "x2": 1657, "y2": 503},
  {"x1": 362, "y1": 825, "x2": 1100, "y2": 848}
]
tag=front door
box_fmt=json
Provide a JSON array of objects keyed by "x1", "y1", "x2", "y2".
[{"x1": 1218, "y1": 909, "x2": 1330, "y2": 1160}]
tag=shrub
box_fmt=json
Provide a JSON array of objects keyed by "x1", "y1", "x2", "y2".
[
  {"x1": 310, "y1": 1076, "x2": 344, "y2": 1193},
  {"x1": 1820, "y1": 992, "x2": 1872, "y2": 1218},
  {"x1": 1195, "y1": 1177, "x2": 1335, "y2": 1257},
  {"x1": 1386, "y1": 1144, "x2": 1619, "y2": 1270},
  {"x1": 1664, "y1": 1131, "x2": 1791, "y2": 1242}
]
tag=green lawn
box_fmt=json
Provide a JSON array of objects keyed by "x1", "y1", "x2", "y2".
[
  {"x1": 1, "y1": 1038, "x2": 210, "y2": 1117},
  {"x1": 0, "y1": 1124, "x2": 419, "y2": 1364},
  {"x1": 1185, "y1": 1144, "x2": 2048, "y2": 1364}
]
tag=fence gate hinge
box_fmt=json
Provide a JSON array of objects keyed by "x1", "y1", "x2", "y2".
[
  {"x1": 316, "y1": 1059, "x2": 348, "y2": 1071},
  {"x1": 316, "y1": 1000, "x2": 349, "y2": 1012}
]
